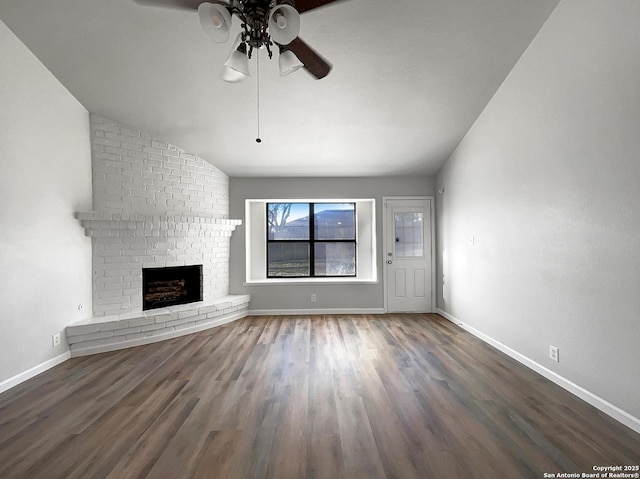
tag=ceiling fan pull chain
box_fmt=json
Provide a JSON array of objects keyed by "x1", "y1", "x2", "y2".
[{"x1": 256, "y1": 50, "x2": 262, "y2": 143}]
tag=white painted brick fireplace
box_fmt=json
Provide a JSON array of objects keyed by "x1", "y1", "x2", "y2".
[{"x1": 67, "y1": 115, "x2": 249, "y2": 356}]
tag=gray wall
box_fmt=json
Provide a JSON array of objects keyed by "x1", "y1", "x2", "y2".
[
  {"x1": 0, "y1": 20, "x2": 92, "y2": 387},
  {"x1": 436, "y1": 0, "x2": 640, "y2": 420},
  {"x1": 230, "y1": 177, "x2": 435, "y2": 311}
]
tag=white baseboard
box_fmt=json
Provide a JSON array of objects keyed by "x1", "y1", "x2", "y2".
[
  {"x1": 0, "y1": 351, "x2": 71, "y2": 395},
  {"x1": 435, "y1": 308, "x2": 640, "y2": 435},
  {"x1": 248, "y1": 308, "x2": 386, "y2": 316}
]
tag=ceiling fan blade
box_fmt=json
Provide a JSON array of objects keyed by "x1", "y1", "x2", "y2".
[
  {"x1": 133, "y1": 0, "x2": 202, "y2": 10},
  {"x1": 294, "y1": 0, "x2": 348, "y2": 14},
  {"x1": 287, "y1": 37, "x2": 332, "y2": 79}
]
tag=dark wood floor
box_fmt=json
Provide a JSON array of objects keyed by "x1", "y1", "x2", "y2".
[{"x1": 0, "y1": 314, "x2": 638, "y2": 479}]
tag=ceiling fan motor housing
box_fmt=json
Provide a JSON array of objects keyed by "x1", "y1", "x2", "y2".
[{"x1": 233, "y1": 0, "x2": 273, "y2": 56}]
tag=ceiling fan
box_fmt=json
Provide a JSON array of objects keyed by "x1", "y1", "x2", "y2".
[{"x1": 133, "y1": 0, "x2": 346, "y2": 82}]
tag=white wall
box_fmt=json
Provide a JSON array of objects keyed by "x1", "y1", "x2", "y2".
[
  {"x1": 230, "y1": 176, "x2": 435, "y2": 312},
  {"x1": 436, "y1": 0, "x2": 640, "y2": 423},
  {"x1": 0, "y1": 20, "x2": 92, "y2": 387}
]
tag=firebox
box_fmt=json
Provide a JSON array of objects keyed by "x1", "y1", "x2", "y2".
[{"x1": 142, "y1": 265, "x2": 203, "y2": 310}]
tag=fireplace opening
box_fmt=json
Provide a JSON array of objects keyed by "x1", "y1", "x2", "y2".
[{"x1": 142, "y1": 265, "x2": 203, "y2": 310}]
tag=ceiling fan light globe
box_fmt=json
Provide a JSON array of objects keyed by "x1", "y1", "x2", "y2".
[
  {"x1": 198, "y1": 2, "x2": 232, "y2": 43},
  {"x1": 224, "y1": 50, "x2": 251, "y2": 77},
  {"x1": 268, "y1": 4, "x2": 300, "y2": 45},
  {"x1": 220, "y1": 66, "x2": 246, "y2": 83},
  {"x1": 279, "y1": 50, "x2": 303, "y2": 76}
]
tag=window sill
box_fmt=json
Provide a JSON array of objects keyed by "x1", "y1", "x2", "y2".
[{"x1": 244, "y1": 277, "x2": 378, "y2": 286}]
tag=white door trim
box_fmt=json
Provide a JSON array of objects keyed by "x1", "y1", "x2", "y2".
[{"x1": 383, "y1": 196, "x2": 436, "y2": 313}]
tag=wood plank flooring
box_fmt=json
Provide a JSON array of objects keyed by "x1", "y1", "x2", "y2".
[{"x1": 0, "y1": 314, "x2": 638, "y2": 478}]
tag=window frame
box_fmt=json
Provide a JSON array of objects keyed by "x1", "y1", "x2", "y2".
[
  {"x1": 266, "y1": 202, "x2": 357, "y2": 278},
  {"x1": 244, "y1": 198, "x2": 377, "y2": 285}
]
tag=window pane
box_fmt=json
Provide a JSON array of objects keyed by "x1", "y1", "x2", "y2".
[
  {"x1": 314, "y1": 242, "x2": 356, "y2": 276},
  {"x1": 268, "y1": 203, "x2": 310, "y2": 240},
  {"x1": 268, "y1": 243, "x2": 310, "y2": 277},
  {"x1": 394, "y1": 212, "x2": 424, "y2": 257},
  {"x1": 314, "y1": 203, "x2": 355, "y2": 240}
]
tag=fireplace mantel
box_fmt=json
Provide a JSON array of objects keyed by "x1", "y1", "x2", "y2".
[{"x1": 76, "y1": 212, "x2": 241, "y2": 238}]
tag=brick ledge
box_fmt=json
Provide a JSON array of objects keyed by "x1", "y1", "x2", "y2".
[{"x1": 66, "y1": 295, "x2": 250, "y2": 357}]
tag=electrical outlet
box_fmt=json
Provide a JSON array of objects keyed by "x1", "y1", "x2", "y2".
[
  {"x1": 52, "y1": 333, "x2": 61, "y2": 347},
  {"x1": 549, "y1": 345, "x2": 559, "y2": 362},
  {"x1": 311, "y1": 294, "x2": 317, "y2": 303}
]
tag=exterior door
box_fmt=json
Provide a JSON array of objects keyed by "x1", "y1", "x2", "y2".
[{"x1": 384, "y1": 198, "x2": 433, "y2": 312}]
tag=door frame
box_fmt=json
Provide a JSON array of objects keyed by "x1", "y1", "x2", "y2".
[{"x1": 382, "y1": 196, "x2": 436, "y2": 313}]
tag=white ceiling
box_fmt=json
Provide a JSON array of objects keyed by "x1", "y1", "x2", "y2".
[{"x1": 0, "y1": 0, "x2": 559, "y2": 177}]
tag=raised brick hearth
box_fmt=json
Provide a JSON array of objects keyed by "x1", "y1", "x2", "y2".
[{"x1": 66, "y1": 295, "x2": 249, "y2": 356}]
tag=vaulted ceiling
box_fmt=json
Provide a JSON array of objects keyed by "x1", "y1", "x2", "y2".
[{"x1": 0, "y1": 0, "x2": 559, "y2": 177}]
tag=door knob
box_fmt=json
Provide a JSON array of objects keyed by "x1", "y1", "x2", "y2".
[{"x1": 387, "y1": 260, "x2": 393, "y2": 264}]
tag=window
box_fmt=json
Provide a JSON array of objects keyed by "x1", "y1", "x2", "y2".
[
  {"x1": 393, "y1": 212, "x2": 424, "y2": 258},
  {"x1": 267, "y1": 203, "x2": 356, "y2": 278},
  {"x1": 245, "y1": 198, "x2": 376, "y2": 284}
]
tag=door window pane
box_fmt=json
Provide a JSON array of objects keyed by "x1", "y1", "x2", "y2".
[
  {"x1": 268, "y1": 243, "x2": 310, "y2": 277},
  {"x1": 314, "y1": 242, "x2": 356, "y2": 276},
  {"x1": 394, "y1": 212, "x2": 424, "y2": 257}
]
